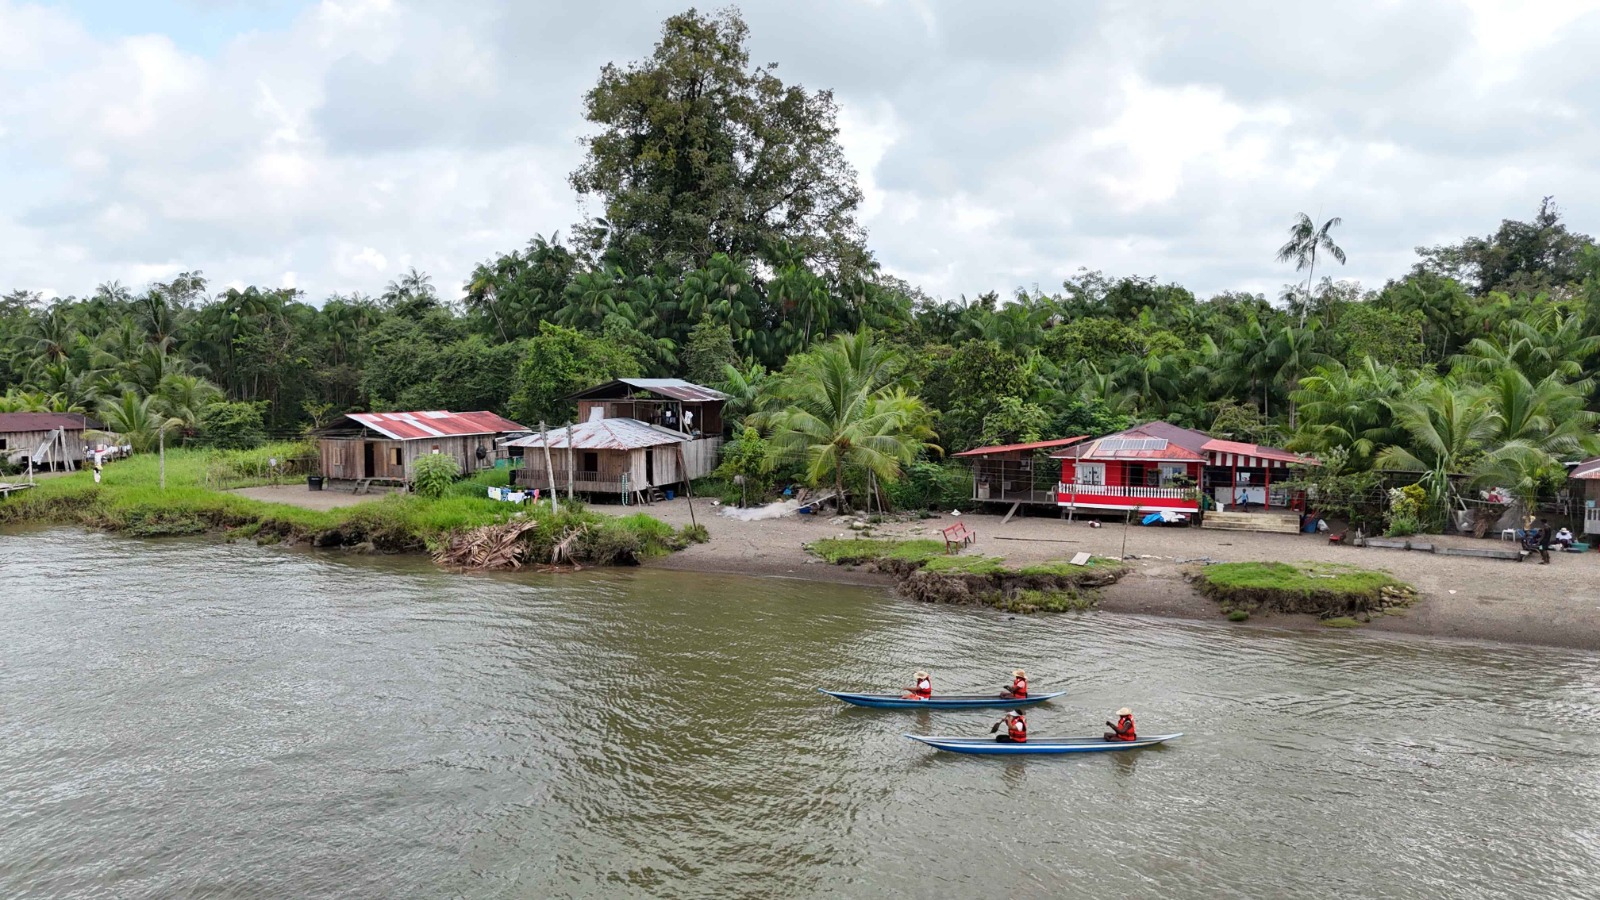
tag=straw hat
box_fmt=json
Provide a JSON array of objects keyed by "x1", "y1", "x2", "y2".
[
  {"x1": 1013, "y1": 669, "x2": 1026, "y2": 678},
  {"x1": 1117, "y1": 707, "x2": 1132, "y2": 717},
  {"x1": 1010, "y1": 710, "x2": 1024, "y2": 717},
  {"x1": 915, "y1": 671, "x2": 929, "y2": 679}
]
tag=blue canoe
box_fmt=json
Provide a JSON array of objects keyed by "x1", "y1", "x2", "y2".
[
  {"x1": 819, "y1": 689, "x2": 1065, "y2": 710},
  {"x1": 905, "y1": 733, "x2": 1182, "y2": 755}
]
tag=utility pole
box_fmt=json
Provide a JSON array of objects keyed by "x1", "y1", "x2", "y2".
[{"x1": 538, "y1": 422, "x2": 558, "y2": 514}]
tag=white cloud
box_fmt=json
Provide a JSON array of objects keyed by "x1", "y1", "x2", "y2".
[{"x1": 1, "y1": 0, "x2": 1598, "y2": 306}]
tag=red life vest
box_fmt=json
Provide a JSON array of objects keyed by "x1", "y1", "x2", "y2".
[
  {"x1": 1113, "y1": 714, "x2": 1137, "y2": 741},
  {"x1": 1010, "y1": 677, "x2": 1028, "y2": 697},
  {"x1": 1008, "y1": 716, "x2": 1028, "y2": 742},
  {"x1": 912, "y1": 678, "x2": 932, "y2": 699}
]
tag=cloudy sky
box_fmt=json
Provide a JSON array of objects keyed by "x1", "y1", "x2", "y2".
[{"x1": 3, "y1": 0, "x2": 1598, "y2": 304}]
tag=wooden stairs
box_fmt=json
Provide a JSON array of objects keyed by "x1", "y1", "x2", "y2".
[{"x1": 1202, "y1": 510, "x2": 1301, "y2": 534}]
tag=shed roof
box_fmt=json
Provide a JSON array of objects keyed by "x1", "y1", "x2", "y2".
[
  {"x1": 0, "y1": 412, "x2": 99, "y2": 432},
  {"x1": 503, "y1": 417, "x2": 687, "y2": 451},
  {"x1": 1571, "y1": 457, "x2": 1600, "y2": 480},
  {"x1": 339, "y1": 410, "x2": 527, "y2": 441},
  {"x1": 953, "y1": 437, "x2": 1088, "y2": 457},
  {"x1": 567, "y1": 378, "x2": 729, "y2": 403}
]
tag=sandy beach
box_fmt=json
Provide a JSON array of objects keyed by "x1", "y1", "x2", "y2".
[{"x1": 603, "y1": 498, "x2": 1600, "y2": 651}]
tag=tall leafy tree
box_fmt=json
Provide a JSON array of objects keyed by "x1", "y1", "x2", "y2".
[{"x1": 570, "y1": 7, "x2": 867, "y2": 275}]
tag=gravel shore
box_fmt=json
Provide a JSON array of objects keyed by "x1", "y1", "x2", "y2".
[{"x1": 606, "y1": 498, "x2": 1600, "y2": 652}]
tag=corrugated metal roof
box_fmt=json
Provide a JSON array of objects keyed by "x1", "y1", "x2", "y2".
[
  {"x1": 0, "y1": 412, "x2": 98, "y2": 432},
  {"x1": 504, "y1": 417, "x2": 687, "y2": 451},
  {"x1": 344, "y1": 411, "x2": 527, "y2": 441},
  {"x1": 1571, "y1": 457, "x2": 1600, "y2": 480},
  {"x1": 568, "y1": 378, "x2": 730, "y2": 403},
  {"x1": 1053, "y1": 424, "x2": 1211, "y2": 461},
  {"x1": 953, "y1": 437, "x2": 1087, "y2": 457},
  {"x1": 1201, "y1": 438, "x2": 1312, "y2": 465}
]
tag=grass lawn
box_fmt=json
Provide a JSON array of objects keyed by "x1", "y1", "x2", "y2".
[
  {"x1": 0, "y1": 445, "x2": 693, "y2": 564},
  {"x1": 1196, "y1": 561, "x2": 1414, "y2": 619}
]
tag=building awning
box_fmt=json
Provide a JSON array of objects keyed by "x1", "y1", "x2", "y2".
[
  {"x1": 1201, "y1": 439, "x2": 1317, "y2": 468},
  {"x1": 953, "y1": 437, "x2": 1087, "y2": 457}
]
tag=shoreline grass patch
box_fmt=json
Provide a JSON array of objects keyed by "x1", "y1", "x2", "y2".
[
  {"x1": 0, "y1": 448, "x2": 691, "y2": 569},
  {"x1": 1195, "y1": 561, "x2": 1415, "y2": 620}
]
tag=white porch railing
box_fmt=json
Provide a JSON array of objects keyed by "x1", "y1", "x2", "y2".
[{"x1": 1056, "y1": 483, "x2": 1195, "y2": 501}]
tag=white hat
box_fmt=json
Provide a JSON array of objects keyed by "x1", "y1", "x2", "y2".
[{"x1": 1117, "y1": 707, "x2": 1132, "y2": 717}]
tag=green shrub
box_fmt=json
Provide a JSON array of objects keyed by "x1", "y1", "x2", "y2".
[
  {"x1": 998, "y1": 588, "x2": 1096, "y2": 613},
  {"x1": 882, "y1": 460, "x2": 970, "y2": 512},
  {"x1": 678, "y1": 523, "x2": 710, "y2": 545},
  {"x1": 196, "y1": 401, "x2": 268, "y2": 450},
  {"x1": 412, "y1": 453, "x2": 461, "y2": 499},
  {"x1": 1226, "y1": 609, "x2": 1250, "y2": 622}
]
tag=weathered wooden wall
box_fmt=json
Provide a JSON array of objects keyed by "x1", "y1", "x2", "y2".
[{"x1": 1, "y1": 429, "x2": 86, "y2": 468}]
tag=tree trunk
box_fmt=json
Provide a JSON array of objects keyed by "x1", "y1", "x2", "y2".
[{"x1": 159, "y1": 428, "x2": 166, "y2": 490}]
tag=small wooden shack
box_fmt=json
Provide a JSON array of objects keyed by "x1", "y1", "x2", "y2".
[
  {"x1": 316, "y1": 410, "x2": 528, "y2": 485},
  {"x1": 504, "y1": 418, "x2": 703, "y2": 504},
  {"x1": 570, "y1": 378, "x2": 727, "y2": 438},
  {"x1": 0, "y1": 412, "x2": 97, "y2": 472}
]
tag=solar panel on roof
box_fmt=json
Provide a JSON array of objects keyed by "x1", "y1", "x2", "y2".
[{"x1": 1097, "y1": 437, "x2": 1168, "y2": 452}]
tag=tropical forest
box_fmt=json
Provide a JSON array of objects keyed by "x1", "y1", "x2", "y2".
[{"x1": 4, "y1": 8, "x2": 1599, "y2": 530}]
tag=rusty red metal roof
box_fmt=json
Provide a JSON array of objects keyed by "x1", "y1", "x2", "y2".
[
  {"x1": 567, "y1": 378, "x2": 729, "y2": 403},
  {"x1": 1050, "y1": 422, "x2": 1317, "y2": 466},
  {"x1": 953, "y1": 437, "x2": 1087, "y2": 457},
  {"x1": 0, "y1": 412, "x2": 98, "y2": 432},
  {"x1": 342, "y1": 411, "x2": 527, "y2": 441}
]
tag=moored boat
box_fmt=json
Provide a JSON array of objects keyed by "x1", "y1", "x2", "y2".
[
  {"x1": 904, "y1": 733, "x2": 1182, "y2": 755},
  {"x1": 818, "y1": 689, "x2": 1065, "y2": 710}
]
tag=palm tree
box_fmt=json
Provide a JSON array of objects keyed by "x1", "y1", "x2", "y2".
[
  {"x1": 1290, "y1": 359, "x2": 1409, "y2": 465},
  {"x1": 1375, "y1": 381, "x2": 1495, "y2": 526},
  {"x1": 98, "y1": 391, "x2": 182, "y2": 457},
  {"x1": 1276, "y1": 213, "x2": 1347, "y2": 322},
  {"x1": 767, "y1": 331, "x2": 938, "y2": 510}
]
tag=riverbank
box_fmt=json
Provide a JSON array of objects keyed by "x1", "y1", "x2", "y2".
[
  {"x1": 605, "y1": 499, "x2": 1600, "y2": 652},
  {"x1": 0, "y1": 449, "x2": 699, "y2": 566}
]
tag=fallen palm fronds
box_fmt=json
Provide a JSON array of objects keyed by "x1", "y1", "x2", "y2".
[{"x1": 433, "y1": 520, "x2": 541, "y2": 570}]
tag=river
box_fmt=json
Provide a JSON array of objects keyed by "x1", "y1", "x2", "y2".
[{"x1": 2, "y1": 527, "x2": 1598, "y2": 898}]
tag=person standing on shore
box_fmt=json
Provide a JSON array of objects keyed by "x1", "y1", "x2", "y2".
[{"x1": 1537, "y1": 518, "x2": 1553, "y2": 564}]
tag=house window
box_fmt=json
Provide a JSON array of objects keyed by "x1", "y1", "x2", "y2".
[
  {"x1": 1077, "y1": 462, "x2": 1105, "y2": 486},
  {"x1": 1158, "y1": 463, "x2": 1187, "y2": 486},
  {"x1": 0, "y1": 438, "x2": 7, "y2": 451},
  {"x1": 582, "y1": 452, "x2": 599, "y2": 475},
  {"x1": 391, "y1": 448, "x2": 403, "y2": 467}
]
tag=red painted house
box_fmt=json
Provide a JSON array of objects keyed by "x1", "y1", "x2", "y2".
[{"x1": 1051, "y1": 422, "x2": 1316, "y2": 514}]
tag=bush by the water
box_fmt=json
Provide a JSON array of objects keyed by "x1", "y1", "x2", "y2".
[
  {"x1": 1195, "y1": 561, "x2": 1414, "y2": 619},
  {"x1": 412, "y1": 453, "x2": 462, "y2": 499}
]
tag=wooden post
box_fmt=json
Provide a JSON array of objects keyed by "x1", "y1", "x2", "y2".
[
  {"x1": 539, "y1": 422, "x2": 558, "y2": 513},
  {"x1": 1263, "y1": 460, "x2": 1272, "y2": 510},
  {"x1": 675, "y1": 443, "x2": 697, "y2": 529},
  {"x1": 159, "y1": 426, "x2": 166, "y2": 490},
  {"x1": 565, "y1": 423, "x2": 575, "y2": 500}
]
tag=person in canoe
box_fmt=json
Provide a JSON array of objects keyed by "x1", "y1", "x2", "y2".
[
  {"x1": 998, "y1": 668, "x2": 1028, "y2": 699},
  {"x1": 992, "y1": 710, "x2": 1028, "y2": 743},
  {"x1": 1104, "y1": 707, "x2": 1137, "y2": 742},
  {"x1": 901, "y1": 671, "x2": 933, "y2": 700}
]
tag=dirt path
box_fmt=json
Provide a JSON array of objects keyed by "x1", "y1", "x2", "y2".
[
  {"x1": 604, "y1": 499, "x2": 1600, "y2": 651},
  {"x1": 228, "y1": 484, "x2": 392, "y2": 512}
]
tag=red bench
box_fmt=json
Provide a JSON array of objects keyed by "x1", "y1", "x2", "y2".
[{"x1": 942, "y1": 521, "x2": 976, "y2": 552}]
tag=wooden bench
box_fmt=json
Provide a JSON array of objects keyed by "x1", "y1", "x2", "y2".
[{"x1": 942, "y1": 521, "x2": 976, "y2": 552}]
